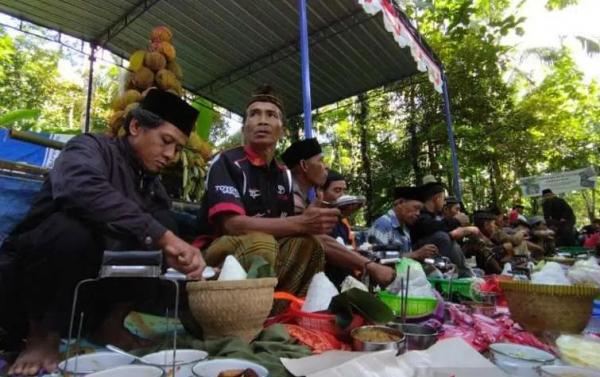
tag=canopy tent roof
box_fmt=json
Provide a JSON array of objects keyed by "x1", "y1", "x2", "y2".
[{"x1": 0, "y1": 0, "x2": 443, "y2": 116}]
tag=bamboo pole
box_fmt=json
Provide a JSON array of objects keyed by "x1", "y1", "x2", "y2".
[{"x1": 9, "y1": 129, "x2": 66, "y2": 150}]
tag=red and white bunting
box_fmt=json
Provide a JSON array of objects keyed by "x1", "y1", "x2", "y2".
[{"x1": 358, "y1": 0, "x2": 444, "y2": 93}]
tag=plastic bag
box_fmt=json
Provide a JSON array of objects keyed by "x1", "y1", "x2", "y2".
[
  {"x1": 567, "y1": 257, "x2": 600, "y2": 287},
  {"x1": 531, "y1": 261, "x2": 571, "y2": 285},
  {"x1": 218, "y1": 255, "x2": 247, "y2": 281},
  {"x1": 302, "y1": 272, "x2": 339, "y2": 313},
  {"x1": 557, "y1": 335, "x2": 600, "y2": 369},
  {"x1": 340, "y1": 276, "x2": 368, "y2": 293},
  {"x1": 387, "y1": 259, "x2": 435, "y2": 298}
]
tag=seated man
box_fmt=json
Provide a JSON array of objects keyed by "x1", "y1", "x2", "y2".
[
  {"x1": 409, "y1": 182, "x2": 477, "y2": 277},
  {"x1": 1, "y1": 89, "x2": 205, "y2": 375},
  {"x1": 196, "y1": 86, "x2": 340, "y2": 299},
  {"x1": 508, "y1": 202, "x2": 525, "y2": 226},
  {"x1": 463, "y1": 210, "x2": 506, "y2": 274},
  {"x1": 321, "y1": 170, "x2": 355, "y2": 247},
  {"x1": 442, "y1": 196, "x2": 461, "y2": 222},
  {"x1": 282, "y1": 139, "x2": 395, "y2": 288},
  {"x1": 528, "y1": 216, "x2": 556, "y2": 256},
  {"x1": 367, "y1": 186, "x2": 438, "y2": 262}
]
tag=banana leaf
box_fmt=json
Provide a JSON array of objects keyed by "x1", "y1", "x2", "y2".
[
  {"x1": 247, "y1": 256, "x2": 276, "y2": 279},
  {"x1": 0, "y1": 109, "x2": 41, "y2": 126},
  {"x1": 329, "y1": 288, "x2": 394, "y2": 328},
  {"x1": 191, "y1": 98, "x2": 214, "y2": 141}
]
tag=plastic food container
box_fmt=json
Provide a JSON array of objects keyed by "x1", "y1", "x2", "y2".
[
  {"x1": 489, "y1": 343, "x2": 555, "y2": 377},
  {"x1": 539, "y1": 365, "x2": 600, "y2": 377}
]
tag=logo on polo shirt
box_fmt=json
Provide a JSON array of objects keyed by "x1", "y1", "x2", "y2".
[
  {"x1": 249, "y1": 188, "x2": 261, "y2": 199},
  {"x1": 215, "y1": 185, "x2": 241, "y2": 198},
  {"x1": 277, "y1": 185, "x2": 285, "y2": 195}
]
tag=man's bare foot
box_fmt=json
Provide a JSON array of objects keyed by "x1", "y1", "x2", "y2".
[{"x1": 8, "y1": 331, "x2": 59, "y2": 376}]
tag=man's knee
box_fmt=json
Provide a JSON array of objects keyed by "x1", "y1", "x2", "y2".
[
  {"x1": 17, "y1": 212, "x2": 100, "y2": 266},
  {"x1": 417, "y1": 231, "x2": 452, "y2": 251},
  {"x1": 277, "y1": 235, "x2": 325, "y2": 267},
  {"x1": 204, "y1": 232, "x2": 278, "y2": 268}
]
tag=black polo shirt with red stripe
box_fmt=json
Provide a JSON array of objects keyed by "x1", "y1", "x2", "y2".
[{"x1": 196, "y1": 145, "x2": 294, "y2": 243}]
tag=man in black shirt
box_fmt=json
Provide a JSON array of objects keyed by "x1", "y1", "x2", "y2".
[
  {"x1": 410, "y1": 182, "x2": 476, "y2": 277},
  {"x1": 282, "y1": 140, "x2": 396, "y2": 289},
  {"x1": 197, "y1": 86, "x2": 340, "y2": 299},
  {"x1": 2, "y1": 89, "x2": 204, "y2": 375},
  {"x1": 542, "y1": 189, "x2": 576, "y2": 246}
]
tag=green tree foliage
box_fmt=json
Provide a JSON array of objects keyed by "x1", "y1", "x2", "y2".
[
  {"x1": 0, "y1": 29, "x2": 60, "y2": 127},
  {"x1": 315, "y1": 0, "x2": 600, "y2": 225},
  {"x1": 0, "y1": 27, "x2": 122, "y2": 134}
]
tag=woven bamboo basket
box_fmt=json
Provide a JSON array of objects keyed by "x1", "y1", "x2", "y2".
[
  {"x1": 187, "y1": 278, "x2": 278, "y2": 342},
  {"x1": 500, "y1": 280, "x2": 600, "y2": 335}
]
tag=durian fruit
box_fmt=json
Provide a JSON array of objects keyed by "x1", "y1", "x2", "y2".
[
  {"x1": 167, "y1": 61, "x2": 183, "y2": 80},
  {"x1": 108, "y1": 25, "x2": 186, "y2": 138},
  {"x1": 122, "y1": 89, "x2": 142, "y2": 106},
  {"x1": 150, "y1": 26, "x2": 173, "y2": 43},
  {"x1": 109, "y1": 110, "x2": 125, "y2": 129},
  {"x1": 124, "y1": 102, "x2": 139, "y2": 115},
  {"x1": 155, "y1": 69, "x2": 179, "y2": 91},
  {"x1": 150, "y1": 41, "x2": 176, "y2": 61},
  {"x1": 108, "y1": 110, "x2": 126, "y2": 137},
  {"x1": 124, "y1": 72, "x2": 136, "y2": 90},
  {"x1": 110, "y1": 95, "x2": 127, "y2": 111},
  {"x1": 128, "y1": 50, "x2": 146, "y2": 71},
  {"x1": 144, "y1": 51, "x2": 167, "y2": 71},
  {"x1": 132, "y1": 67, "x2": 154, "y2": 90}
]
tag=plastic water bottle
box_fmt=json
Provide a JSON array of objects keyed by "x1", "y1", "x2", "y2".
[{"x1": 584, "y1": 299, "x2": 600, "y2": 335}]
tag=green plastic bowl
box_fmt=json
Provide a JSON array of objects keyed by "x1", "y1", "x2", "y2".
[{"x1": 377, "y1": 291, "x2": 437, "y2": 318}]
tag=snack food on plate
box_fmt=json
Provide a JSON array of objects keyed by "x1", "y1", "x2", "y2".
[{"x1": 217, "y1": 368, "x2": 259, "y2": 377}]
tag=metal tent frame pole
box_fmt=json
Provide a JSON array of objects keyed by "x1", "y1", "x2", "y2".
[
  {"x1": 84, "y1": 44, "x2": 96, "y2": 133},
  {"x1": 298, "y1": 0, "x2": 313, "y2": 139},
  {"x1": 441, "y1": 71, "x2": 462, "y2": 202}
]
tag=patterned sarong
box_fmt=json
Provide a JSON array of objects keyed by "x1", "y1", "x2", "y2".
[{"x1": 203, "y1": 232, "x2": 325, "y2": 298}]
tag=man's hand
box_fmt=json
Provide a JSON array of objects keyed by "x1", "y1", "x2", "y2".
[
  {"x1": 454, "y1": 212, "x2": 470, "y2": 226},
  {"x1": 367, "y1": 262, "x2": 396, "y2": 287},
  {"x1": 450, "y1": 226, "x2": 480, "y2": 240},
  {"x1": 463, "y1": 226, "x2": 481, "y2": 237},
  {"x1": 409, "y1": 244, "x2": 438, "y2": 261},
  {"x1": 297, "y1": 201, "x2": 341, "y2": 234},
  {"x1": 157, "y1": 230, "x2": 206, "y2": 280}
]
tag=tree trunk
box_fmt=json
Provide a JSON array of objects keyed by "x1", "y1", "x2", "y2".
[
  {"x1": 581, "y1": 189, "x2": 595, "y2": 223},
  {"x1": 358, "y1": 93, "x2": 373, "y2": 224},
  {"x1": 407, "y1": 87, "x2": 422, "y2": 183},
  {"x1": 488, "y1": 164, "x2": 499, "y2": 207}
]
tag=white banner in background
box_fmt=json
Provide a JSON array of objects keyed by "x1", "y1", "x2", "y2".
[{"x1": 518, "y1": 167, "x2": 597, "y2": 197}]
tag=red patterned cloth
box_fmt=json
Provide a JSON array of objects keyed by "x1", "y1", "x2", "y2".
[
  {"x1": 284, "y1": 324, "x2": 352, "y2": 354},
  {"x1": 441, "y1": 303, "x2": 554, "y2": 354}
]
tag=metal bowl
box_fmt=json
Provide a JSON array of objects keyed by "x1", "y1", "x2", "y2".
[
  {"x1": 386, "y1": 323, "x2": 438, "y2": 350},
  {"x1": 350, "y1": 325, "x2": 406, "y2": 352}
]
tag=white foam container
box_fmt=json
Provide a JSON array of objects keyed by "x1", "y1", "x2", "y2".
[{"x1": 489, "y1": 343, "x2": 555, "y2": 377}]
